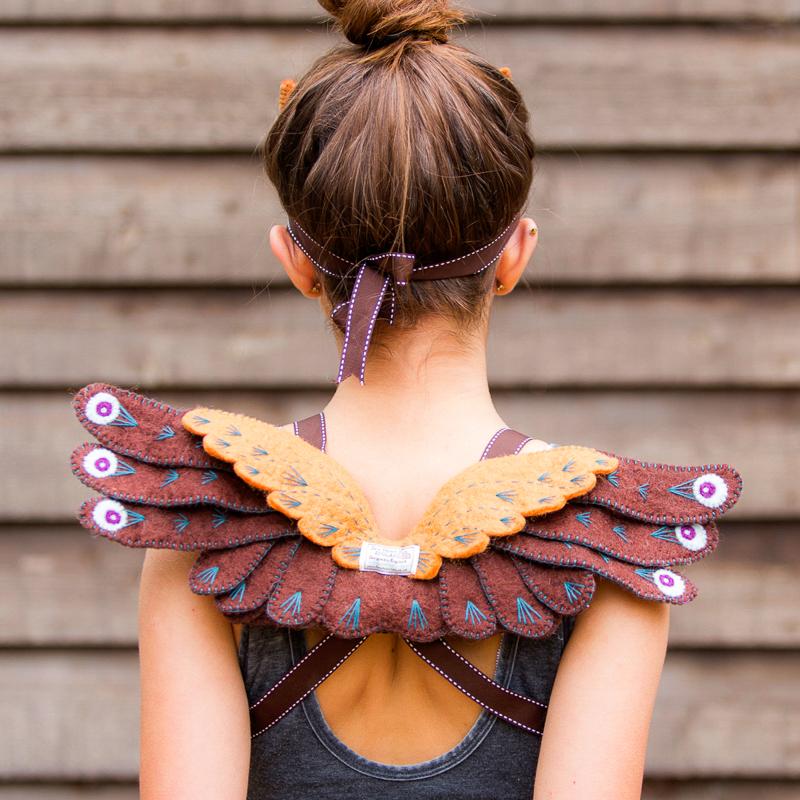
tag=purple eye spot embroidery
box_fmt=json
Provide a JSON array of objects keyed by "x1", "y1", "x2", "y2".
[
  {"x1": 680, "y1": 525, "x2": 695, "y2": 540},
  {"x1": 96, "y1": 401, "x2": 113, "y2": 418},
  {"x1": 659, "y1": 573, "x2": 675, "y2": 588},
  {"x1": 96, "y1": 457, "x2": 110, "y2": 472},
  {"x1": 105, "y1": 509, "x2": 121, "y2": 525},
  {"x1": 699, "y1": 481, "x2": 716, "y2": 499}
]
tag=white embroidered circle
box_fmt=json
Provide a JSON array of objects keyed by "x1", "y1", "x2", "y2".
[
  {"x1": 85, "y1": 391, "x2": 120, "y2": 425},
  {"x1": 692, "y1": 473, "x2": 728, "y2": 508},
  {"x1": 82, "y1": 447, "x2": 118, "y2": 479},
  {"x1": 674, "y1": 522, "x2": 707, "y2": 552},
  {"x1": 652, "y1": 568, "x2": 685, "y2": 598},
  {"x1": 92, "y1": 499, "x2": 127, "y2": 532}
]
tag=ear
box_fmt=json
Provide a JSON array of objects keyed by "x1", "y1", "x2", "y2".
[
  {"x1": 269, "y1": 224, "x2": 320, "y2": 299},
  {"x1": 494, "y1": 217, "x2": 538, "y2": 296}
]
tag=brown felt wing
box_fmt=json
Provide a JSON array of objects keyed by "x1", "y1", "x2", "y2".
[
  {"x1": 71, "y1": 384, "x2": 302, "y2": 603},
  {"x1": 72, "y1": 383, "x2": 743, "y2": 642}
]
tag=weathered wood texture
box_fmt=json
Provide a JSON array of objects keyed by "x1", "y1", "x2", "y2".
[
  {"x1": 2, "y1": 155, "x2": 797, "y2": 287},
  {"x1": 1, "y1": 781, "x2": 797, "y2": 800},
  {"x1": 2, "y1": 0, "x2": 799, "y2": 21},
  {"x1": 643, "y1": 782, "x2": 800, "y2": 800},
  {"x1": 4, "y1": 289, "x2": 798, "y2": 389},
  {"x1": 1, "y1": 28, "x2": 799, "y2": 150},
  {"x1": 2, "y1": 390, "x2": 794, "y2": 522},
  {"x1": 0, "y1": 790, "x2": 137, "y2": 800},
  {"x1": 2, "y1": 649, "x2": 798, "y2": 779},
  {"x1": 2, "y1": 522, "x2": 796, "y2": 648},
  {"x1": 1, "y1": 782, "x2": 798, "y2": 800},
  {"x1": 2, "y1": 2, "x2": 797, "y2": 792}
]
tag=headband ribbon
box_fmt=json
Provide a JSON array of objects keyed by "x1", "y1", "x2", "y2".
[{"x1": 287, "y1": 210, "x2": 524, "y2": 384}]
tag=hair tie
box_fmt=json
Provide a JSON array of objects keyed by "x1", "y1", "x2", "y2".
[{"x1": 278, "y1": 78, "x2": 297, "y2": 111}]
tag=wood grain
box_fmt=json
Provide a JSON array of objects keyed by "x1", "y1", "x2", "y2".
[
  {"x1": 4, "y1": 289, "x2": 798, "y2": 389},
  {"x1": 3, "y1": 389, "x2": 794, "y2": 521},
  {"x1": 2, "y1": 155, "x2": 796, "y2": 286},
  {"x1": 1, "y1": 782, "x2": 798, "y2": 800},
  {"x1": 3, "y1": 650, "x2": 798, "y2": 778},
  {"x1": 1, "y1": 28, "x2": 799, "y2": 150},
  {"x1": 2, "y1": 523, "x2": 796, "y2": 647},
  {"x1": 1, "y1": 0, "x2": 798, "y2": 21}
]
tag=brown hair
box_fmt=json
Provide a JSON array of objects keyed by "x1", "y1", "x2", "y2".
[{"x1": 261, "y1": 0, "x2": 535, "y2": 337}]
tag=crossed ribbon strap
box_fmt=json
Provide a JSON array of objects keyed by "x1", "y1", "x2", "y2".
[
  {"x1": 287, "y1": 211, "x2": 524, "y2": 383},
  {"x1": 249, "y1": 633, "x2": 548, "y2": 739}
]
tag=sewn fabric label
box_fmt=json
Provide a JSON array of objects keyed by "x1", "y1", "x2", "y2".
[{"x1": 358, "y1": 542, "x2": 421, "y2": 576}]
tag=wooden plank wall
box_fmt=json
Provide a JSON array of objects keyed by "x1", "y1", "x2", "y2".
[{"x1": 1, "y1": 1, "x2": 798, "y2": 796}]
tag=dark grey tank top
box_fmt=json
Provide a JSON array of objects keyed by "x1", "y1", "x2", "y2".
[{"x1": 238, "y1": 615, "x2": 576, "y2": 798}]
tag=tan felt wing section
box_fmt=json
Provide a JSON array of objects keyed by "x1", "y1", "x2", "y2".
[
  {"x1": 181, "y1": 407, "x2": 378, "y2": 548},
  {"x1": 411, "y1": 446, "x2": 619, "y2": 560}
]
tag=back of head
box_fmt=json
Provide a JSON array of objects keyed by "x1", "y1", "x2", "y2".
[{"x1": 262, "y1": 0, "x2": 535, "y2": 332}]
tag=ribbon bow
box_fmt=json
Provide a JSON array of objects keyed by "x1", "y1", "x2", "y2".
[
  {"x1": 287, "y1": 211, "x2": 523, "y2": 385},
  {"x1": 329, "y1": 251, "x2": 416, "y2": 383}
]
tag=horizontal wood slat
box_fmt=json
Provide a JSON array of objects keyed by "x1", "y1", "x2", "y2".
[
  {"x1": 2, "y1": 650, "x2": 798, "y2": 778},
  {"x1": 2, "y1": 155, "x2": 797, "y2": 287},
  {"x1": 2, "y1": 523, "x2": 796, "y2": 648},
  {"x1": 1, "y1": 0, "x2": 798, "y2": 22},
  {"x1": 643, "y1": 785, "x2": 800, "y2": 800},
  {"x1": 0, "y1": 789, "x2": 137, "y2": 800},
  {"x1": 1, "y1": 28, "x2": 799, "y2": 150},
  {"x1": 4, "y1": 289, "x2": 798, "y2": 390},
  {"x1": 0, "y1": 782, "x2": 798, "y2": 800},
  {"x1": 2, "y1": 389, "x2": 794, "y2": 521}
]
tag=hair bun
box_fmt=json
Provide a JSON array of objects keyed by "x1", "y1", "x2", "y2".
[{"x1": 318, "y1": 0, "x2": 467, "y2": 49}]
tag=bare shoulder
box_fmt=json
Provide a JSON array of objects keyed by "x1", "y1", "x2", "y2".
[
  {"x1": 138, "y1": 548, "x2": 236, "y2": 640},
  {"x1": 571, "y1": 575, "x2": 670, "y2": 649}
]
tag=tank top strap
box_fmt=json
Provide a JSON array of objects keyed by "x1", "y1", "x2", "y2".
[
  {"x1": 293, "y1": 412, "x2": 326, "y2": 451},
  {"x1": 292, "y1": 413, "x2": 532, "y2": 462},
  {"x1": 481, "y1": 427, "x2": 533, "y2": 460}
]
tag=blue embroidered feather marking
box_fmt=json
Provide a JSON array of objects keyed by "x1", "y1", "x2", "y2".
[
  {"x1": 408, "y1": 600, "x2": 428, "y2": 631},
  {"x1": 339, "y1": 598, "x2": 361, "y2": 630},
  {"x1": 516, "y1": 597, "x2": 542, "y2": 625},
  {"x1": 464, "y1": 600, "x2": 487, "y2": 626}
]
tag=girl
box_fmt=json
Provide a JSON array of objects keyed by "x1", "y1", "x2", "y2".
[{"x1": 71, "y1": 1, "x2": 738, "y2": 797}]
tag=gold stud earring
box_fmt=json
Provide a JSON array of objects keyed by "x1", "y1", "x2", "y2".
[
  {"x1": 309, "y1": 282, "x2": 321, "y2": 295},
  {"x1": 529, "y1": 224, "x2": 538, "y2": 237},
  {"x1": 495, "y1": 279, "x2": 505, "y2": 293}
]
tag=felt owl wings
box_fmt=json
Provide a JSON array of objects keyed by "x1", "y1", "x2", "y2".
[{"x1": 71, "y1": 382, "x2": 742, "y2": 644}]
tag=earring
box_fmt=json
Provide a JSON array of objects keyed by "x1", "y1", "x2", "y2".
[
  {"x1": 529, "y1": 224, "x2": 538, "y2": 237},
  {"x1": 309, "y1": 282, "x2": 321, "y2": 295},
  {"x1": 495, "y1": 279, "x2": 505, "y2": 293}
]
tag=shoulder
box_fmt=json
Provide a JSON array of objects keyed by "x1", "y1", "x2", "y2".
[{"x1": 572, "y1": 576, "x2": 670, "y2": 646}]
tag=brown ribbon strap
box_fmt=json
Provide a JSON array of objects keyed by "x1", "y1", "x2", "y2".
[
  {"x1": 294, "y1": 412, "x2": 327, "y2": 452},
  {"x1": 481, "y1": 427, "x2": 533, "y2": 460},
  {"x1": 249, "y1": 632, "x2": 547, "y2": 739},
  {"x1": 287, "y1": 211, "x2": 524, "y2": 384},
  {"x1": 404, "y1": 638, "x2": 548, "y2": 735},
  {"x1": 249, "y1": 634, "x2": 366, "y2": 738}
]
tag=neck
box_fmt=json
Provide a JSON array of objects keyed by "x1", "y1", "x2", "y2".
[{"x1": 322, "y1": 318, "x2": 505, "y2": 447}]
